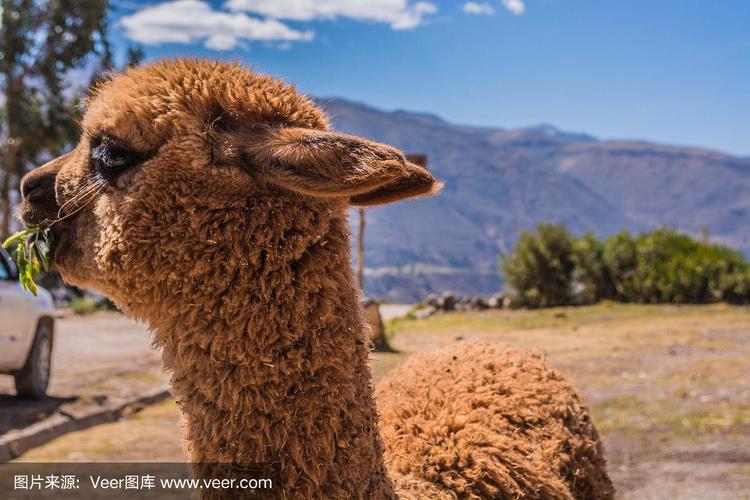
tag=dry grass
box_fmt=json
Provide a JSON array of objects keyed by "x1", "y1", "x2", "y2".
[
  {"x1": 18, "y1": 303, "x2": 750, "y2": 498},
  {"x1": 19, "y1": 400, "x2": 184, "y2": 462}
]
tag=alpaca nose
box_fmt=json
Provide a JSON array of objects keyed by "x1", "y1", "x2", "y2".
[
  {"x1": 19, "y1": 154, "x2": 66, "y2": 227},
  {"x1": 21, "y1": 167, "x2": 56, "y2": 202}
]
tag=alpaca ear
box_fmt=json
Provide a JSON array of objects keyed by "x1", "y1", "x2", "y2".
[{"x1": 244, "y1": 128, "x2": 441, "y2": 206}]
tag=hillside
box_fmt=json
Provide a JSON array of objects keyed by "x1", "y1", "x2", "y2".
[{"x1": 318, "y1": 98, "x2": 750, "y2": 301}]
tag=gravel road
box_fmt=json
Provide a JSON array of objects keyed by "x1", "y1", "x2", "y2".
[{"x1": 0, "y1": 312, "x2": 167, "y2": 435}]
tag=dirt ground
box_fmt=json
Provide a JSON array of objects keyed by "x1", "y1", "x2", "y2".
[
  {"x1": 0, "y1": 312, "x2": 167, "y2": 435},
  {"x1": 10, "y1": 303, "x2": 750, "y2": 499}
]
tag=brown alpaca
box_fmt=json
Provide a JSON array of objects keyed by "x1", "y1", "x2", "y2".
[{"x1": 19, "y1": 59, "x2": 614, "y2": 499}]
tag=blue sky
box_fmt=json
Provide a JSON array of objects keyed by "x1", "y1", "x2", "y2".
[{"x1": 109, "y1": 0, "x2": 749, "y2": 155}]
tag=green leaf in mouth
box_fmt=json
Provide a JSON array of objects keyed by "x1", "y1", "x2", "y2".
[{"x1": 2, "y1": 228, "x2": 55, "y2": 296}]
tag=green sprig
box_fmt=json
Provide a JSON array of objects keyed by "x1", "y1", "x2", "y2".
[{"x1": 2, "y1": 228, "x2": 54, "y2": 296}]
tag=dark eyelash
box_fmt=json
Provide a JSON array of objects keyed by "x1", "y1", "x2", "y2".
[{"x1": 90, "y1": 136, "x2": 142, "y2": 178}]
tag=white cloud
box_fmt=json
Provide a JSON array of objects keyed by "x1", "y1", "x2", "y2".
[
  {"x1": 462, "y1": 2, "x2": 495, "y2": 15},
  {"x1": 502, "y1": 0, "x2": 525, "y2": 15},
  {"x1": 120, "y1": 0, "x2": 314, "y2": 50},
  {"x1": 225, "y1": 0, "x2": 438, "y2": 30}
]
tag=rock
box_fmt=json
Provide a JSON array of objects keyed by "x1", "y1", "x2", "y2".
[
  {"x1": 421, "y1": 292, "x2": 507, "y2": 312},
  {"x1": 455, "y1": 300, "x2": 471, "y2": 312},
  {"x1": 471, "y1": 296, "x2": 489, "y2": 310},
  {"x1": 424, "y1": 294, "x2": 440, "y2": 307},
  {"x1": 487, "y1": 293, "x2": 504, "y2": 309},
  {"x1": 438, "y1": 291, "x2": 457, "y2": 311},
  {"x1": 413, "y1": 305, "x2": 437, "y2": 320}
]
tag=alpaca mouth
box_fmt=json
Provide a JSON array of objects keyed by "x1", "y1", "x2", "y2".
[
  {"x1": 45, "y1": 223, "x2": 68, "y2": 267},
  {"x1": 19, "y1": 202, "x2": 73, "y2": 268},
  {"x1": 25, "y1": 222, "x2": 65, "y2": 267},
  {"x1": 46, "y1": 226, "x2": 60, "y2": 262}
]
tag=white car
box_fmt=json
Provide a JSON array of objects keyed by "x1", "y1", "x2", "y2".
[{"x1": 0, "y1": 247, "x2": 56, "y2": 398}]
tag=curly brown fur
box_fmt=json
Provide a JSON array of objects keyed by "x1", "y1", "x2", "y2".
[
  {"x1": 19, "y1": 59, "x2": 612, "y2": 499},
  {"x1": 377, "y1": 343, "x2": 614, "y2": 499}
]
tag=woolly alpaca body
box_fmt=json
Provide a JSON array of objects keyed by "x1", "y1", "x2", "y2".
[
  {"x1": 379, "y1": 344, "x2": 614, "y2": 499},
  {"x1": 18, "y1": 59, "x2": 613, "y2": 498}
]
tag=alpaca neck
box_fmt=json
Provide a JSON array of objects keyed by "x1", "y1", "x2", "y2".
[{"x1": 144, "y1": 201, "x2": 392, "y2": 497}]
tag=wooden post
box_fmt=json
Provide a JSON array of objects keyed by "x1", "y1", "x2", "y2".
[
  {"x1": 357, "y1": 207, "x2": 365, "y2": 291},
  {"x1": 360, "y1": 153, "x2": 427, "y2": 353}
]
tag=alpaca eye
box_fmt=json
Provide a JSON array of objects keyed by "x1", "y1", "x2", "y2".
[{"x1": 91, "y1": 137, "x2": 140, "y2": 178}]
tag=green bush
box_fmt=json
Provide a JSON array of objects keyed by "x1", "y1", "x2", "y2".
[
  {"x1": 500, "y1": 224, "x2": 576, "y2": 308},
  {"x1": 572, "y1": 233, "x2": 613, "y2": 304},
  {"x1": 607, "y1": 229, "x2": 748, "y2": 304},
  {"x1": 501, "y1": 225, "x2": 750, "y2": 307},
  {"x1": 70, "y1": 296, "x2": 111, "y2": 315},
  {"x1": 720, "y1": 267, "x2": 750, "y2": 304},
  {"x1": 602, "y1": 230, "x2": 639, "y2": 301}
]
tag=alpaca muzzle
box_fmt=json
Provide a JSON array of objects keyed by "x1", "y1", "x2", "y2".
[{"x1": 19, "y1": 155, "x2": 65, "y2": 228}]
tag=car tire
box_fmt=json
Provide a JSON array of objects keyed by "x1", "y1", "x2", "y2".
[{"x1": 14, "y1": 324, "x2": 53, "y2": 399}]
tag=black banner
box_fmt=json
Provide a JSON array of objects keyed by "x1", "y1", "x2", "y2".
[{"x1": 0, "y1": 462, "x2": 276, "y2": 499}]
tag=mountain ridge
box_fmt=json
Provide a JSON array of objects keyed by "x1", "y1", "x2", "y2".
[{"x1": 314, "y1": 97, "x2": 750, "y2": 301}]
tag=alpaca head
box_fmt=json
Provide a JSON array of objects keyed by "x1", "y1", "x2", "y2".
[{"x1": 19, "y1": 59, "x2": 439, "y2": 310}]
